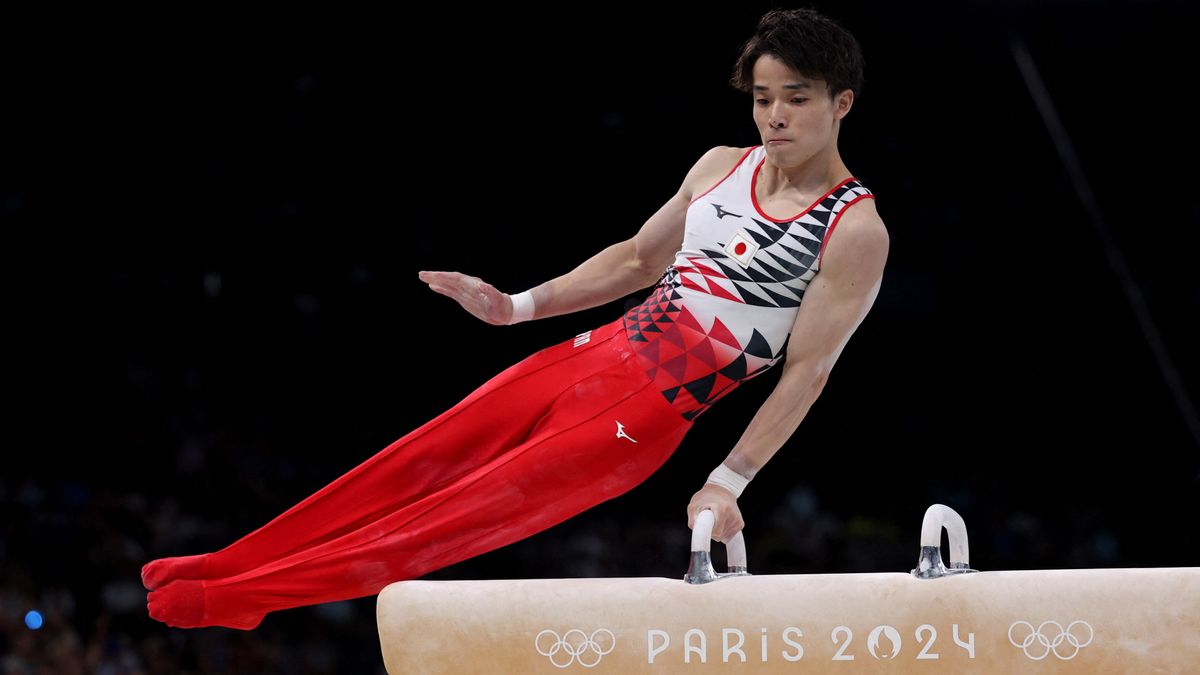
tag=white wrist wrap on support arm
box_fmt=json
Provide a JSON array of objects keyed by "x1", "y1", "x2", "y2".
[
  {"x1": 507, "y1": 290, "x2": 536, "y2": 325},
  {"x1": 706, "y1": 463, "x2": 750, "y2": 499}
]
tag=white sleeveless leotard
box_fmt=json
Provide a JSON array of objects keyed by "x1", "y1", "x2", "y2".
[{"x1": 622, "y1": 145, "x2": 875, "y2": 420}]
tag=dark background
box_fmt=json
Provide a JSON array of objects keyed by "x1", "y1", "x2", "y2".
[{"x1": 3, "y1": 2, "x2": 1197, "y2": 672}]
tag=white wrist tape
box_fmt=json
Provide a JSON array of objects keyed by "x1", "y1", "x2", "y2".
[
  {"x1": 706, "y1": 463, "x2": 750, "y2": 499},
  {"x1": 507, "y1": 290, "x2": 536, "y2": 325}
]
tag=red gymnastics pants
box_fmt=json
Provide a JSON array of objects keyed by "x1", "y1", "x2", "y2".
[{"x1": 145, "y1": 315, "x2": 693, "y2": 629}]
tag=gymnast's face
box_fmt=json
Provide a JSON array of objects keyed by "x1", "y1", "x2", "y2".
[{"x1": 751, "y1": 54, "x2": 853, "y2": 168}]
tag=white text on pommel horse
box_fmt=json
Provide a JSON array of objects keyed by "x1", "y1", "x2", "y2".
[{"x1": 646, "y1": 624, "x2": 976, "y2": 664}]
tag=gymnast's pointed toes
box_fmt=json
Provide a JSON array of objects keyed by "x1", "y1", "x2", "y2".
[
  {"x1": 142, "y1": 553, "x2": 209, "y2": 590},
  {"x1": 147, "y1": 579, "x2": 207, "y2": 628},
  {"x1": 141, "y1": 559, "x2": 166, "y2": 590},
  {"x1": 147, "y1": 578, "x2": 266, "y2": 630}
]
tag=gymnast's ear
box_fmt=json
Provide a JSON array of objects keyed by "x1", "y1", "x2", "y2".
[{"x1": 833, "y1": 87, "x2": 854, "y2": 120}]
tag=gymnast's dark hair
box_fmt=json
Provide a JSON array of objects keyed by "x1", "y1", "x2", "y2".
[{"x1": 729, "y1": 7, "x2": 864, "y2": 100}]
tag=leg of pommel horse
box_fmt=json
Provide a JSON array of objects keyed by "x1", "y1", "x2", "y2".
[{"x1": 376, "y1": 505, "x2": 1200, "y2": 673}]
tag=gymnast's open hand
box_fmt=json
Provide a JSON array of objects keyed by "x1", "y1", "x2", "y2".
[{"x1": 418, "y1": 270, "x2": 512, "y2": 326}]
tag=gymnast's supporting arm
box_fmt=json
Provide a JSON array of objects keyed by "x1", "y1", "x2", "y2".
[
  {"x1": 687, "y1": 198, "x2": 890, "y2": 543},
  {"x1": 417, "y1": 147, "x2": 742, "y2": 324}
]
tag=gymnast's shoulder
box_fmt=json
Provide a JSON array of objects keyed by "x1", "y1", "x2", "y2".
[{"x1": 679, "y1": 146, "x2": 754, "y2": 200}]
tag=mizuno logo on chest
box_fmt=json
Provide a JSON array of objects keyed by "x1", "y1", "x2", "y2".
[{"x1": 711, "y1": 203, "x2": 741, "y2": 219}]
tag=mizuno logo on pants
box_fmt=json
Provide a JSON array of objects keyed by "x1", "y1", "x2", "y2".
[{"x1": 615, "y1": 420, "x2": 637, "y2": 443}]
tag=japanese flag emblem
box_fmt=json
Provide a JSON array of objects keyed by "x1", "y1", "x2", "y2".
[{"x1": 724, "y1": 229, "x2": 759, "y2": 268}]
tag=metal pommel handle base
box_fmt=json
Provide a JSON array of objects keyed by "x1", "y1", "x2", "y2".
[
  {"x1": 911, "y1": 503, "x2": 979, "y2": 579},
  {"x1": 684, "y1": 509, "x2": 750, "y2": 584}
]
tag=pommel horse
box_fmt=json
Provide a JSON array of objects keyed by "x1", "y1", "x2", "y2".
[{"x1": 377, "y1": 504, "x2": 1199, "y2": 673}]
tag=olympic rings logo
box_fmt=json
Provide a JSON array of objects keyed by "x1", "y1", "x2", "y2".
[
  {"x1": 535, "y1": 628, "x2": 616, "y2": 668},
  {"x1": 1008, "y1": 620, "x2": 1094, "y2": 660}
]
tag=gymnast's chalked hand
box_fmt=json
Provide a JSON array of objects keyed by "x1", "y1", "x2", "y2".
[
  {"x1": 418, "y1": 270, "x2": 512, "y2": 326},
  {"x1": 687, "y1": 484, "x2": 744, "y2": 543}
]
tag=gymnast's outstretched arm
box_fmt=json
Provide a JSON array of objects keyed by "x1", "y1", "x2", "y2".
[{"x1": 417, "y1": 147, "x2": 741, "y2": 324}]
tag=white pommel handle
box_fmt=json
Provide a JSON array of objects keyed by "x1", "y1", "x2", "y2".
[
  {"x1": 913, "y1": 503, "x2": 978, "y2": 579},
  {"x1": 920, "y1": 503, "x2": 969, "y2": 564},
  {"x1": 685, "y1": 509, "x2": 749, "y2": 583},
  {"x1": 690, "y1": 509, "x2": 716, "y2": 552}
]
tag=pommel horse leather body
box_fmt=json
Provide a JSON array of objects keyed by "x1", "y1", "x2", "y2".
[
  {"x1": 378, "y1": 568, "x2": 1199, "y2": 673},
  {"x1": 376, "y1": 507, "x2": 1200, "y2": 673}
]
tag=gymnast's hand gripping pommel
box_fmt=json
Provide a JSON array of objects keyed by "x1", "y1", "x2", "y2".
[{"x1": 687, "y1": 463, "x2": 751, "y2": 544}]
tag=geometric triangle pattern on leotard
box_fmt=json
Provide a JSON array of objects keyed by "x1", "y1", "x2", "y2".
[
  {"x1": 623, "y1": 282, "x2": 790, "y2": 420},
  {"x1": 677, "y1": 179, "x2": 874, "y2": 309},
  {"x1": 621, "y1": 145, "x2": 875, "y2": 420}
]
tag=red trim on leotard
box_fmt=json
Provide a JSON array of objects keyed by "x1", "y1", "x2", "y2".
[
  {"x1": 752, "y1": 152, "x2": 857, "y2": 224},
  {"x1": 688, "y1": 146, "x2": 757, "y2": 206},
  {"x1": 816, "y1": 192, "x2": 877, "y2": 269}
]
